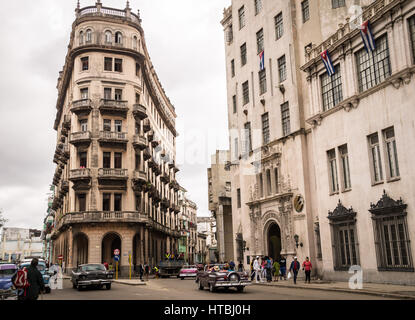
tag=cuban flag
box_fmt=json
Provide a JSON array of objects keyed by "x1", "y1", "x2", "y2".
[
  {"x1": 321, "y1": 50, "x2": 335, "y2": 77},
  {"x1": 360, "y1": 20, "x2": 376, "y2": 53},
  {"x1": 259, "y1": 50, "x2": 265, "y2": 71}
]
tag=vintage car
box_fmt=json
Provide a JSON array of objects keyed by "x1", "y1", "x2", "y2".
[
  {"x1": 71, "y1": 264, "x2": 113, "y2": 291},
  {"x1": 179, "y1": 265, "x2": 198, "y2": 280},
  {"x1": 195, "y1": 264, "x2": 251, "y2": 293},
  {"x1": 20, "y1": 259, "x2": 52, "y2": 294},
  {"x1": 0, "y1": 264, "x2": 17, "y2": 300}
]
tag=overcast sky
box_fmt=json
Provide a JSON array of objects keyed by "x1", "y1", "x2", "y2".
[{"x1": 0, "y1": 0, "x2": 231, "y2": 230}]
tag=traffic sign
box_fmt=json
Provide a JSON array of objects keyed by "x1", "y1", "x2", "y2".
[
  {"x1": 114, "y1": 249, "x2": 120, "y2": 256},
  {"x1": 58, "y1": 255, "x2": 63, "y2": 260},
  {"x1": 114, "y1": 255, "x2": 120, "y2": 262}
]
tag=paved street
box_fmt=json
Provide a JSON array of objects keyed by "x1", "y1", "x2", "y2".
[{"x1": 41, "y1": 278, "x2": 395, "y2": 300}]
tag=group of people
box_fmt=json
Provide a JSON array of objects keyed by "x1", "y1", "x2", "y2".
[{"x1": 250, "y1": 256, "x2": 312, "y2": 284}]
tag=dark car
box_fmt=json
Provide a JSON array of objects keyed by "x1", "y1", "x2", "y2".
[
  {"x1": 196, "y1": 264, "x2": 251, "y2": 293},
  {"x1": 71, "y1": 264, "x2": 113, "y2": 291},
  {"x1": 0, "y1": 264, "x2": 18, "y2": 300}
]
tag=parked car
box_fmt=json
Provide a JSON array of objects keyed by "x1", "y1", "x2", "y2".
[
  {"x1": 0, "y1": 264, "x2": 18, "y2": 300},
  {"x1": 159, "y1": 260, "x2": 186, "y2": 278},
  {"x1": 196, "y1": 264, "x2": 251, "y2": 293},
  {"x1": 71, "y1": 264, "x2": 113, "y2": 291},
  {"x1": 179, "y1": 265, "x2": 198, "y2": 280},
  {"x1": 20, "y1": 259, "x2": 52, "y2": 294}
]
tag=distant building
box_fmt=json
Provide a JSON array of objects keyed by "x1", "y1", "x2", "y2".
[
  {"x1": 196, "y1": 232, "x2": 208, "y2": 264},
  {"x1": 197, "y1": 216, "x2": 218, "y2": 263},
  {"x1": 0, "y1": 228, "x2": 43, "y2": 262}
]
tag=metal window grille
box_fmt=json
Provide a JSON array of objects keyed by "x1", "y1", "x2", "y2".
[
  {"x1": 339, "y1": 145, "x2": 351, "y2": 190},
  {"x1": 327, "y1": 149, "x2": 339, "y2": 193},
  {"x1": 302, "y1": 0, "x2": 310, "y2": 22},
  {"x1": 262, "y1": 113, "x2": 270, "y2": 145},
  {"x1": 409, "y1": 16, "x2": 415, "y2": 63},
  {"x1": 332, "y1": 0, "x2": 345, "y2": 9},
  {"x1": 104, "y1": 57, "x2": 113, "y2": 71},
  {"x1": 383, "y1": 127, "x2": 400, "y2": 178},
  {"x1": 278, "y1": 55, "x2": 287, "y2": 82},
  {"x1": 368, "y1": 133, "x2": 383, "y2": 183},
  {"x1": 275, "y1": 13, "x2": 283, "y2": 40},
  {"x1": 241, "y1": 43, "x2": 247, "y2": 66},
  {"x1": 256, "y1": 29, "x2": 264, "y2": 54},
  {"x1": 332, "y1": 222, "x2": 359, "y2": 270},
  {"x1": 244, "y1": 122, "x2": 252, "y2": 153},
  {"x1": 356, "y1": 35, "x2": 391, "y2": 92},
  {"x1": 242, "y1": 81, "x2": 249, "y2": 105},
  {"x1": 231, "y1": 59, "x2": 235, "y2": 77},
  {"x1": 239, "y1": 6, "x2": 246, "y2": 29},
  {"x1": 259, "y1": 69, "x2": 267, "y2": 95},
  {"x1": 232, "y1": 95, "x2": 237, "y2": 113},
  {"x1": 81, "y1": 57, "x2": 89, "y2": 71},
  {"x1": 114, "y1": 59, "x2": 123, "y2": 72},
  {"x1": 255, "y1": 0, "x2": 262, "y2": 15},
  {"x1": 281, "y1": 102, "x2": 290, "y2": 136},
  {"x1": 321, "y1": 64, "x2": 343, "y2": 111}
]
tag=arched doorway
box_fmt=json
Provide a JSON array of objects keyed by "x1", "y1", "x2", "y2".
[
  {"x1": 102, "y1": 233, "x2": 122, "y2": 267},
  {"x1": 73, "y1": 233, "x2": 89, "y2": 267},
  {"x1": 268, "y1": 223, "x2": 281, "y2": 261}
]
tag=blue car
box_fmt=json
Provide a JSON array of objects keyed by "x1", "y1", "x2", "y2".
[
  {"x1": 0, "y1": 264, "x2": 18, "y2": 300},
  {"x1": 20, "y1": 260, "x2": 52, "y2": 294}
]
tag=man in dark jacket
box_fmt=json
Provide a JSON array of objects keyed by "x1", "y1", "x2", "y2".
[
  {"x1": 289, "y1": 257, "x2": 301, "y2": 285},
  {"x1": 14, "y1": 258, "x2": 45, "y2": 300}
]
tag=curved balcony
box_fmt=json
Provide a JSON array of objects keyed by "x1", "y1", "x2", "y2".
[
  {"x1": 69, "y1": 131, "x2": 92, "y2": 146},
  {"x1": 133, "y1": 135, "x2": 147, "y2": 150},
  {"x1": 70, "y1": 99, "x2": 92, "y2": 115},
  {"x1": 160, "y1": 173, "x2": 170, "y2": 184},
  {"x1": 143, "y1": 148, "x2": 151, "y2": 161},
  {"x1": 69, "y1": 168, "x2": 92, "y2": 182},
  {"x1": 147, "y1": 130, "x2": 154, "y2": 142},
  {"x1": 63, "y1": 115, "x2": 71, "y2": 130},
  {"x1": 98, "y1": 131, "x2": 128, "y2": 147},
  {"x1": 98, "y1": 168, "x2": 128, "y2": 181},
  {"x1": 133, "y1": 104, "x2": 147, "y2": 120},
  {"x1": 143, "y1": 119, "x2": 151, "y2": 133},
  {"x1": 151, "y1": 140, "x2": 160, "y2": 148},
  {"x1": 148, "y1": 158, "x2": 157, "y2": 169},
  {"x1": 99, "y1": 99, "x2": 128, "y2": 118}
]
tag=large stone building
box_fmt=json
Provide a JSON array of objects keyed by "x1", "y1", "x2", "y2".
[
  {"x1": 207, "y1": 150, "x2": 234, "y2": 263},
  {"x1": 0, "y1": 228, "x2": 43, "y2": 262},
  {"x1": 49, "y1": 1, "x2": 182, "y2": 275},
  {"x1": 220, "y1": 0, "x2": 415, "y2": 284}
]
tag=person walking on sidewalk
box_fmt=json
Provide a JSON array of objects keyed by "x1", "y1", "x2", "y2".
[
  {"x1": 302, "y1": 257, "x2": 312, "y2": 284},
  {"x1": 272, "y1": 259, "x2": 280, "y2": 282},
  {"x1": 138, "y1": 263, "x2": 144, "y2": 281},
  {"x1": 253, "y1": 256, "x2": 262, "y2": 283},
  {"x1": 289, "y1": 257, "x2": 301, "y2": 285},
  {"x1": 279, "y1": 256, "x2": 287, "y2": 280},
  {"x1": 144, "y1": 262, "x2": 150, "y2": 281}
]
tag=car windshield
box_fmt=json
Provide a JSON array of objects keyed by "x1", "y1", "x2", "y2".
[
  {"x1": 80, "y1": 265, "x2": 106, "y2": 272},
  {"x1": 0, "y1": 269, "x2": 16, "y2": 277}
]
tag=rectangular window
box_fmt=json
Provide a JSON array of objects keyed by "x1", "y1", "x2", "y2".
[
  {"x1": 114, "y1": 120, "x2": 122, "y2": 133},
  {"x1": 232, "y1": 95, "x2": 237, "y2": 113},
  {"x1": 274, "y1": 168, "x2": 279, "y2": 193},
  {"x1": 356, "y1": 35, "x2": 391, "y2": 92},
  {"x1": 332, "y1": 222, "x2": 359, "y2": 270},
  {"x1": 231, "y1": 59, "x2": 235, "y2": 78},
  {"x1": 115, "y1": 89, "x2": 122, "y2": 101},
  {"x1": 103, "y1": 193, "x2": 111, "y2": 211},
  {"x1": 281, "y1": 102, "x2": 290, "y2": 136},
  {"x1": 135, "y1": 153, "x2": 141, "y2": 170},
  {"x1": 135, "y1": 194, "x2": 142, "y2": 212},
  {"x1": 259, "y1": 173, "x2": 264, "y2": 197},
  {"x1": 81, "y1": 57, "x2": 89, "y2": 71},
  {"x1": 226, "y1": 24, "x2": 234, "y2": 44},
  {"x1": 409, "y1": 16, "x2": 415, "y2": 63},
  {"x1": 80, "y1": 119, "x2": 88, "y2": 132},
  {"x1": 339, "y1": 144, "x2": 351, "y2": 190},
  {"x1": 321, "y1": 65, "x2": 343, "y2": 111},
  {"x1": 275, "y1": 12, "x2": 284, "y2": 40},
  {"x1": 256, "y1": 28, "x2": 264, "y2": 54},
  {"x1": 332, "y1": 0, "x2": 345, "y2": 9},
  {"x1": 383, "y1": 127, "x2": 400, "y2": 179},
  {"x1": 278, "y1": 55, "x2": 287, "y2": 82},
  {"x1": 259, "y1": 69, "x2": 267, "y2": 95},
  {"x1": 244, "y1": 122, "x2": 252, "y2": 153},
  {"x1": 114, "y1": 194, "x2": 122, "y2": 211},
  {"x1": 79, "y1": 152, "x2": 87, "y2": 168},
  {"x1": 238, "y1": 6, "x2": 246, "y2": 30},
  {"x1": 262, "y1": 113, "x2": 270, "y2": 145},
  {"x1": 368, "y1": 133, "x2": 383, "y2": 183},
  {"x1": 80, "y1": 88, "x2": 89, "y2": 100},
  {"x1": 114, "y1": 152, "x2": 122, "y2": 169},
  {"x1": 104, "y1": 88, "x2": 112, "y2": 100},
  {"x1": 103, "y1": 119, "x2": 111, "y2": 132},
  {"x1": 114, "y1": 59, "x2": 123, "y2": 72},
  {"x1": 136, "y1": 63, "x2": 140, "y2": 77},
  {"x1": 242, "y1": 81, "x2": 249, "y2": 105},
  {"x1": 104, "y1": 57, "x2": 113, "y2": 71},
  {"x1": 241, "y1": 43, "x2": 247, "y2": 66},
  {"x1": 103, "y1": 152, "x2": 111, "y2": 169},
  {"x1": 135, "y1": 93, "x2": 140, "y2": 104},
  {"x1": 327, "y1": 149, "x2": 339, "y2": 193},
  {"x1": 254, "y1": 0, "x2": 262, "y2": 15},
  {"x1": 237, "y1": 189, "x2": 241, "y2": 208},
  {"x1": 234, "y1": 138, "x2": 239, "y2": 160},
  {"x1": 78, "y1": 194, "x2": 86, "y2": 212},
  {"x1": 302, "y1": 0, "x2": 310, "y2": 22}
]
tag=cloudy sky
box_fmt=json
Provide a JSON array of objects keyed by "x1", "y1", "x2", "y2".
[{"x1": 0, "y1": 0, "x2": 231, "y2": 230}]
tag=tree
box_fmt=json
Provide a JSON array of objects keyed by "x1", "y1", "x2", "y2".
[{"x1": 0, "y1": 209, "x2": 7, "y2": 229}]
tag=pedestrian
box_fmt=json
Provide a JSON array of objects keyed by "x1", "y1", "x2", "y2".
[
  {"x1": 266, "y1": 256, "x2": 272, "y2": 282},
  {"x1": 144, "y1": 262, "x2": 150, "y2": 281},
  {"x1": 289, "y1": 256, "x2": 301, "y2": 285},
  {"x1": 238, "y1": 261, "x2": 244, "y2": 272},
  {"x1": 279, "y1": 255, "x2": 287, "y2": 280},
  {"x1": 103, "y1": 262, "x2": 109, "y2": 270},
  {"x1": 229, "y1": 260, "x2": 235, "y2": 271},
  {"x1": 138, "y1": 263, "x2": 144, "y2": 281},
  {"x1": 302, "y1": 257, "x2": 312, "y2": 284},
  {"x1": 13, "y1": 258, "x2": 45, "y2": 301},
  {"x1": 250, "y1": 259, "x2": 255, "y2": 281},
  {"x1": 272, "y1": 259, "x2": 280, "y2": 282},
  {"x1": 253, "y1": 256, "x2": 263, "y2": 283}
]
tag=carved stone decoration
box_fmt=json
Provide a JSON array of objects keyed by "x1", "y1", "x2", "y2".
[
  {"x1": 402, "y1": 72, "x2": 412, "y2": 85},
  {"x1": 391, "y1": 77, "x2": 402, "y2": 89},
  {"x1": 369, "y1": 190, "x2": 407, "y2": 216},
  {"x1": 328, "y1": 200, "x2": 356, "y2": 222}
]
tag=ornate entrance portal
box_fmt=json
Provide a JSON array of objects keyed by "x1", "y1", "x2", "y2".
[
  {"x1": 102, "y1": 233, "x2": 122, "y2": 267},
  {"x1": 268, "y1": 223, "x2": 281, "y2": 261}
]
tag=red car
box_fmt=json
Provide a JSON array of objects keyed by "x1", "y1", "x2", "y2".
[{"x1": 179, "y1": 265, "x2": 198, "y2": 280}]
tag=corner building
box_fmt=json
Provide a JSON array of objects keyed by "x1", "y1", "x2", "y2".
[{"x1": 50, "y1": 1, "x2": 181, "y2": 275}]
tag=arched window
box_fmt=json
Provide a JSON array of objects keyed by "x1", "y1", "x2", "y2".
[
  {"x1": 133, "y1": 36, "x2": 138, "y2": 50},
  {"x1": 115, "y1": 32, "x2": 123, "y2": 44},
  {"x1": 79, "y1": 31, "x2": 84, "y2": 45},
  {"x1": 105, "y1": 31, "x2": 112, "y2": 44},
  {"x1": 86, "y1": 29, "x2": 92, "y2": 43}
]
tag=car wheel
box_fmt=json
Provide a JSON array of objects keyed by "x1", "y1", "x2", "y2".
[
  {"x1": 77, "y1": 285, "x2": 83, "y2": 291},
  {"x1": 209, "y1": 283, "x2": 216, "y2": 293},
  {"x1": 45, "y1": 287, "x2": 51, "y2": 294},
  {"x1": 181, "y1": 277, "x2": 184, "y2": 280},
  {"x1": 198, "y1": 281, "x2": 204, "y2": 290},
  {"x1": 106, "y1": 283, "x2": 111, "y2": 290},
  {"x1": 237, "y1": 286, "x2": 244, "y2": 293},
  {"x1": 72, "y1": 282, "x2": 77, "y2": 289}
]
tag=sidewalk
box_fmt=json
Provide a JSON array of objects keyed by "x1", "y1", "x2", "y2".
[{"x1": 253, "y1": 279, "x2": 415, "y2": 300}]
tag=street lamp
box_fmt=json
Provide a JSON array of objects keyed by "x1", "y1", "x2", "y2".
[{"x1": 294, "y1": 234, "x2": 303, "y2": 248}]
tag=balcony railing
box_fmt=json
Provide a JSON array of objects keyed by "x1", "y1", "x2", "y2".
[
  {"x1": 133, "y1": 135, "x2": 147, "y2": 150},
  {"x1": 99, "y1": 99, "x2": 128, "y2": 114},
  {"x1": 98, "y1": 168, "x2": 128, "y2": 179},
  {"x1": 133, "y1": 104, "x2": 147, "y2": 120},
  {"x1": 98, "y1": 131, "x2": 128, "y2": 143},
  {"x1": 70, "y1": 131, "x2": 92, "y2": 145},
  {"x1": 70, "y1": 99, "x2": 92, "y2": 114},
  {"x1": 69, "y1": 168, "x2": 91, "y2": 180}
]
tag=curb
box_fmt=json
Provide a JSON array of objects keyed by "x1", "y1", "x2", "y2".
[
  {"x1": 252, "y1": 282, "x2": 415, "y2": 300},
  {"x1": 113, "y1": 280, "x2": 147, "y2": 286}
]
